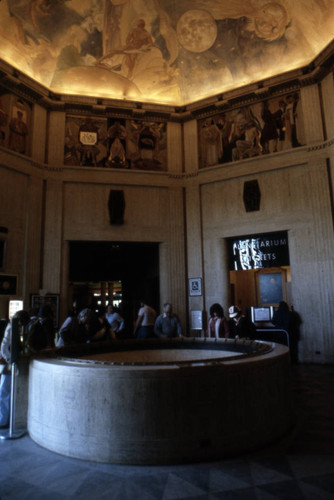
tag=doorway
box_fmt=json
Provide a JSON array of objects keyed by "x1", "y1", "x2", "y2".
[
  {"x1": 229, "y1": 266, "x2": 291, "y2": 311},
  {"x1": 227, "y1": 230, "x2": 291, "y2": 311},
  {"x1": 68, "y1": 241, "x2": 160, "y2": 333}
]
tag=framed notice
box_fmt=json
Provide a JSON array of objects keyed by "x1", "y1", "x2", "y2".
[
  {"x1": 30, "y1": 294, "x2": 60, "y2": 328},
  {"x1": 190, "y1": 310, "x2": 204, "y2": 330},
  {"x1": 189, "y1": 278, "x2": 202, "y2": 297}
]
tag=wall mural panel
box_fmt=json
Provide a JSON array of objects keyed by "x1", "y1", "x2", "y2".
[
  {"x1": 65, "y1": 115, "x2": 167, "y2": 170},
  {"x1": 0, "y1": 93, "x2": 31, "y2": 157},
  {"x1": 0, "y1": 1, "x2": 333, "y2": 106},
  {"x1": 198, "y1": 92, "x2": 304, "y2": 168}
]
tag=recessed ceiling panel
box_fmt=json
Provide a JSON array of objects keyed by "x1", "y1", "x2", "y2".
[{"x1": 0, "y1": 0, "x2": 333, "y2": 106}]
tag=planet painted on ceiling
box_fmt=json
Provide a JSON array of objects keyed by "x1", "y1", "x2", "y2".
[
  {"x1": 0, "y1": 0, "x2": 333, "y2": 106},
  {"x1": 176, "y1": 10, "x2": 218, "y2": 53}
]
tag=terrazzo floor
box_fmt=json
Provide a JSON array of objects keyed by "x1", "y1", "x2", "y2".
[{"x1": 0, "y1": 363, "x2": 334, "y2": 500}]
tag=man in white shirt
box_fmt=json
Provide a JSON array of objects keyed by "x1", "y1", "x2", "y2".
[
  {"x1": 133, "y1": 300, "x2": 156, "y2": 339},
  {"x1": 105, "y1": 305, "x2": 124, "y2": 336}
]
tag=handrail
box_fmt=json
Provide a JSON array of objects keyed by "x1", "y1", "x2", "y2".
[{"x1": 255, "y1": 328, "x2": 290, "y2": 347}]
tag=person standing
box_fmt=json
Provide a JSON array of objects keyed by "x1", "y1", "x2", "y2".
[
  {"x1": 96, "y1": 306, "x2": 115, "y2": 341},
  {"x1": 56, "y1": 308, "x2": 100, "y2": 346},
  {"x1": 133, "y1": 300, "x2": 156, "y2": 339},
  {"x1": 0, "y1": 310, "x2": 30, "y2": 428},
  {"x1": 38, "y1": 304, "x2": 55, "y2": 348},
  {"x1": 106, "y1": 305, "x2": 125, "y2": 337},
  {"x1": 272, "y1": 300, "x2": 291, "y2": 331},
  {"x1": 154, "y1": 303, "x2": 182, "y2": 338},
  {"x1": 206, "y1": 303, "x2": 230, "y2": 338},
  {"x1": 228, "y1": 305, "x2": 256, "y2": 339},
  {"x1": 26, "y1": 308, "x2": 48, "y2": 353}
]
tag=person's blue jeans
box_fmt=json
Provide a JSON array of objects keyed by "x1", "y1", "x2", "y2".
[
  {"x1": 137, "y1": 325, "x2": 154, "y2": 339},
  {"x1": 0, "y1": 373, "x2": 11, "y2": 427}
]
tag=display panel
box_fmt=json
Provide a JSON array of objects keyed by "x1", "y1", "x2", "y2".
[{"x1": 251, "y1": 306, "x2": 274, "y2": 323}]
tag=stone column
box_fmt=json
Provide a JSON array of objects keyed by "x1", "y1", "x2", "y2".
[
  {"x1": 202, "y1": 236, "x2": 230, "y2": 317},
  {"x1": 31, "y1": 104, "x2": 47, "y2": 164},
  {"x1": 184, "y1": 119, "x2": 198, "y2": 174},
  {"x1": 321, "y1": 72, "x2": 334, "y2": 140},
  {"x1": 23, "y1": 176, "x2": 44, "y2": 304},
  {"x1": 42, "y1": 179, "x2": 63, "y2": 293},
  {"x1": 167, "y1": 122, "x2": 183, "y2": 174},
  {"x1": 183, "y1": 119, "x2": 204, "y2": 333},
  {"x1": 165, "y1": 187, "x2": 187, "y2": 331},
  {"x1": 47, "y1": 111, "x2": 66, "y2": 166},
  {"x1": 300, "y1": 84, "x2": 324, "y2": 145},
  {"x1": 288, "y1": 161, "x2": 334, "y2": 363},
  {"x1": 185, "y1": 182, "x2": 205, "y2": 334}
]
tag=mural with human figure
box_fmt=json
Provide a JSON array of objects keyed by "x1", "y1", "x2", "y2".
[
  {"x1": 0, "y1": 1, "x2": 333, "y2": 106},
  {"x1": 64, "y1": 115, "x2": 167, "y2": 170},
  {"x1": 0, "y1": 93, "x2": 31, "y2": 156},
  {"x1": 199, "y1": 92, "x2": 304, "y2": 168}
]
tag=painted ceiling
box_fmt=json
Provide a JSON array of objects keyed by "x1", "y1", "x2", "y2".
[{"x1": 0, "y1": 0, "x2": 333, "y2": 106}]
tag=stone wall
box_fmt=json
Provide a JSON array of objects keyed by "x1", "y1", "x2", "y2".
[{"x1": 0, "y1": 80, "x2": 333, "y2": 363}]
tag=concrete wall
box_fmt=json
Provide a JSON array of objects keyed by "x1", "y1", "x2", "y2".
[
  {"x1": 198, "y1": 158, "x2": 334, "y2": 363},
  {"x1": 0, "y1": 76, "x2": 334, "y2": 363}
]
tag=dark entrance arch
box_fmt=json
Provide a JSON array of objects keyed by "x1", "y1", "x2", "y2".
[{"x1": 68, "y1": 241, "x2": 160, "y2": 335}]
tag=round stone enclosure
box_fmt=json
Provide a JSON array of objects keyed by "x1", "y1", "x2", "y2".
[{"x1": 28, "y1": 338, "x2": 293, "y2": 464}]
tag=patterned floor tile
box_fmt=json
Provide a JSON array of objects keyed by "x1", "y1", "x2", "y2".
[{"x1": 0, "y1": 364, "x2": 333, "y2": 500}]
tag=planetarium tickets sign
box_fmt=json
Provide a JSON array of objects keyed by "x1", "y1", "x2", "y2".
[{"x1": 228, "y1": 231, "x2": 289, "y2": 271}]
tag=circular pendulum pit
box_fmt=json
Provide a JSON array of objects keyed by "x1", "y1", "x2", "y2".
[{"x1": 28, "y1": 337, "x2": 293, "y2": 464}]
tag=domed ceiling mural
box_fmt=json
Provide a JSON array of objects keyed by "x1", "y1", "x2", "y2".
[{"x1": 0, "y1": 0, "x2": 333, "y2": 106}]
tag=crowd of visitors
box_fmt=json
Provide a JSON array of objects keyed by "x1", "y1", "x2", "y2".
[
  {"x1": 0, "y1": 298, "x2": 300, "y2": 429},
  {"x1": 206, "y1": 303, "x2": 256, "y2": 340}
]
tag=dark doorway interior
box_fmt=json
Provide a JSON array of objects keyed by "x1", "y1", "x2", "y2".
[{"x1": 69, "y1": 241, "x2": 160, "y2": 333}]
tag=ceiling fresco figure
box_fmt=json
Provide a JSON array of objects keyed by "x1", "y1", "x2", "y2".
[
  {"x1": 0, "y1": 0, "x2": 333, "y2": 105},
  {"x1": 103, "y1": 0, "x2": 125, "y2": 55},
  {"x1": 95, "y1": 0, "x2": 180, "y2": 101},
  {"x1": 7, "y1": 0, "x2": 83, "y2": 45},
  {"x1": 7, "y1": 0, "x2": 50, "y2": 45},
  {"x1": 97, "y1": 17, "x2": 153, "y2": 78}
]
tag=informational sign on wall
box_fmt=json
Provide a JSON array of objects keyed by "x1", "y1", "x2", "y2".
[
  {"x1": 190, "y1": 310, "x2": 204, "y2": 331},
  {"x1": 228, "y1": 231, "x2": 289, "y2": 271},
  {"x1": 8, "y1": 300, "x2": 23, "y2": 320}
]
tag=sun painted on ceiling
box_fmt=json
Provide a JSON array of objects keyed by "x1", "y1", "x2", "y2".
[{"x1": 0, "y1": 0, "x2": 333, "y2": 106}]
